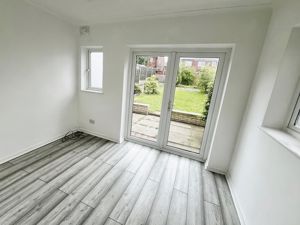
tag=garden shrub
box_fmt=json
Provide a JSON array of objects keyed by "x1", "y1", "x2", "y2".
[
  {"x1": 137, "y1": 56, "x2": 148, "y2": 65},
  {"x1": 197, "y1": 67, "x2": 216, "y2": 94},
  {"x1": 203, "y1": 81, "x2": 214, "y2": 121},
  {"x1": 134, "y1": 84, "x2": 142, "y2": 95},
  {"x1": 176, "y1": 73, "x2": 182, "y2": 86},
  {"x1": 144, "y1": 75, "x2": 159, "y2": 94},
  {"x1": 180, "y1": 69, "x2": 195, "y2": 85}
]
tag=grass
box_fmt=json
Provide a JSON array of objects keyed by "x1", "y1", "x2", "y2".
[{"x1": 134, "y1": 85, "x2": 207, "y2": 114}]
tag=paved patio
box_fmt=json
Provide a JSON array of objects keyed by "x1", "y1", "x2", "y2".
[{"x1": 131, "y1": 113, "x2": 205, "y2": 153}]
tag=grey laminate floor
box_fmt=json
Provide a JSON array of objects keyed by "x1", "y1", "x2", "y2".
[{"x1": 0, "y1": 134, "x2": 240, "y2": 225}]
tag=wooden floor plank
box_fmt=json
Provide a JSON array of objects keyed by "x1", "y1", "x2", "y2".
[
  {"x1": 9, "y1": 137, "x2": 75, "y2": 165},
  {"x1": 39, "y1": 139, "x2": 105, "y2": 182},
  {"x1": 126, "y1": 146, "x2": 151, "y2": 174},
  {"x1": 125, "y1": 179, "x2": 159, "y2": 225},
  {"x1": 0, "y1": 162, "x2": 13, "y2": 172},
  {"x1": 110, "y1": 149, "x2": 159, "y2": 224},
  {"x1": 113, "y1": 144, "x2": 142, "y2": 170},
  {"x1": 166, "y1": 189, "x2": 187, "y2": 225},
  {"x1": 0, "y1": 141, "x2": 94, "y2": 197},
  {"x1": 0, "y1": 142, "x2": 86, "y2": 200},
  {"x1": 15, "y1": 190, "x2": 67, "y2": 225},
  {"x1": 60, "y1": 203, "x2": 93, "y2": 225},
  {"x1": 105, "y1": 143, "x2": 131, "y2": 166},
  {"x1": 105, "y1": 219, "x2": 121, "y2": 225},
  {"x1": 148, "y1": 152, "x2": 169, "y2": 182},
  {"x1": 0, "y1": 170, "x2": 29, "y2": 191},
  {"x1": 37, "y1": 163, "x2": 113, "y2": 225},
  {"x1": 146, "y1": 154, "x2": 179, "y2": 225},
  {"x1": 0, "y1": 134, "x2": 241, "y2": 225},
  {"x1": 73, "y1": 139, "x2": 107, "y2": 154},
  {"x1": 0, "y1": 136, "x2": 93, "y2": 178},
  {"x1": 0, "y1": 157, "x2": 93, "y2": 225},
  {"x1": 204, "y1": 201, "x2": 224, "y2": 225},
  {"x1": 97, "y1": 142, "x2": 128, "y2": 162},
  {"x1": 59, "y1": 146, "x2": 110, "y2": 194},
  {"x1": 0, "y1": 141, "x2": 89, "y2": 202},
  {"x1": 174, "y1": 157, "x2": 190, "y2": 193},
  {"x1": 24, "y1": 137, "x2": 98, "y2": 173},
  {"x1": 187, "y1": 160, "x2": 205, "y2": 225},
  {"x1": 83, "y1": 171, "x2": 134, "y2": 225},
  {"x1": 0, "y1": 174, "x2": 37, "y2": 203},
  {"x1": 81, "y1": 146, "x2": 140, "y2": 208},
  {"x1": 203, "y1": 168, "x2": 220, "y2": 205},
  {"x1": 0, "y1": 179, "x2": 45, "y2": 217},
  {"x1": 215, "y1": 174, "x2": 241, "y2": 225},
  {"x1": 88, "y1": 142, "x2": 115, "y2": 159},
  {"x1": 81, "y1": 167, "x2": 125, "y2": 208}
]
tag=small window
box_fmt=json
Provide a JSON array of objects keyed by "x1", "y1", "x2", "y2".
[
  {"x1": 288, "y1": 92, "x2": 300, "y2": 132},
  {"x1": 82, "y1": 47, "x2": 103, "y2": 93}
]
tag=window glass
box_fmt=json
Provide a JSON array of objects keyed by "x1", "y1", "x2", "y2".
[
  {"x1": 289, "y1": 92, "x2": 300, "y2": 131},
  {"x1": 90, "y1": 51, "x2": 103, "y2": 89},
  {"x1": 294, "y1": 112, "x2": 300, "y2": 128}
]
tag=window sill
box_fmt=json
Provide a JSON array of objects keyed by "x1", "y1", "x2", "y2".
[
  {"x1": 260, "y1": 126, "x2": 300, "y2": 159},
  {"x1": 81, "y1": 89, "x2": 103, "y2": 94}
]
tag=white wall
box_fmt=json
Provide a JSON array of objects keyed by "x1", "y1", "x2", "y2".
[
  {"x1": 0, "y1": 0, "x2": 78, "y2": 163},
  {"x1": 78, "y1": 7, "x2": 271, "y2": 172},
  {"x1": 228, "y1": 1, "x2": 300, "y2": 224}
]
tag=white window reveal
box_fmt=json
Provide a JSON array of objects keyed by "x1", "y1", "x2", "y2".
[
  {"x1": 81, "y1": 47, "x2": 103, "y2": 93},
  {"x1": 288, "y1": 91, "x2": 300, "y2": 132}
]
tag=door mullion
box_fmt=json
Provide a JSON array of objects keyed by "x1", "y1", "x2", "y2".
[
  {"x1": 159, "y1": 52, "x2": 178, "y2": 148},
  {"x1": 158, "y1": 52, "x2": 175, "y2": 148}
]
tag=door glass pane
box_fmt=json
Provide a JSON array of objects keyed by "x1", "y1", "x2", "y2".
[
  {"x1": 167, "y1": 57, "x2": 219, "y2": 153},
  {"x1": 130, "y1": 55, "x2": 169, "y2": 142}
]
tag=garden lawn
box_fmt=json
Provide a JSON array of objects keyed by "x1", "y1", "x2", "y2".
[{"x1": 134, "y1": 86, "x2": 207, "y2": 115}]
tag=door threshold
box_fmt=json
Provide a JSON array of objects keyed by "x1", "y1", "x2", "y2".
[{"x1": 125, "y1": 137, "x2": 205, "y2": 162}]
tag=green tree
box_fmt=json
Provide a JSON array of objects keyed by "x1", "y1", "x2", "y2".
[
  {"x1": 179, "y1": 68, "x2": 195, "y2": 85},
  {"x1": 198, "y1": 67, "x2": 216, "y2": 93},
  {"x1": 144, "y1": 75, "x2": 159, "y2": 94},
  {"x1": 137, "y1": 56, "x2": 148, "y2": 65},
  {"x1": 134, "y1": 84, "x2": 142, "y2": 95}
]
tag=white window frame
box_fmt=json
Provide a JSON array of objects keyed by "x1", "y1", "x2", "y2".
[
  {"x1": 81, "y1": 47, "x2": 103, "y2": 93},
  {"x1": 287, "y1": 81, "x2": 300, "y2": 133}
]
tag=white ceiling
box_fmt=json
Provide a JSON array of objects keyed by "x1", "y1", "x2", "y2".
[{"x1": 26, "y1": 0, "x2": 272, "y2": 25}]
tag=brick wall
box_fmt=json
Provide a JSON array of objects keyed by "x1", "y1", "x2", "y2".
[
  {"x1": 133, "y1": 104, "x2": 206, "y2": 127},
  {"x1": 133, "y1": 103, "x2": 149, "y2": 115},
  {"x1": 171, "y1": 110, "x2": 206, "y2": 127}
]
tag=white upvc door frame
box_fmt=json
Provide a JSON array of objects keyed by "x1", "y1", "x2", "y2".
[
  {"x1": 125, "y1": 51, "x2": 173, "y2": 150},
  {"x1": 125, "y1": 47, "x2": 232, "y2": 161},
  {"x1": 162, "y1": 52, "x2": 227, "y2": 160}
]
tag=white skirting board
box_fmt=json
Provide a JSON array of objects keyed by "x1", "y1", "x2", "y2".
[
  {"x1": 226, "y1": 173, "x2": 246, "y2": 225},
  {"x1": 78, "y1": 128, "x2": 121, "y2": 143},
  {"x1": 0, "y1": 128, "x2": 78, "y2": 164},
  {"x1": 0, "y1": 128, "x2": 122, "y2": 165}
]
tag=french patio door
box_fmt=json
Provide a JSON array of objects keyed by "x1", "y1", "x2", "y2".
[{"x1": 126, "y1": 49, "x2": 229, "y2": 160}]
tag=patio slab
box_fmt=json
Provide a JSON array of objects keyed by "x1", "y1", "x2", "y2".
[{"x1": 131, "y1": 113, "x2": 204, "y2": 153}]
